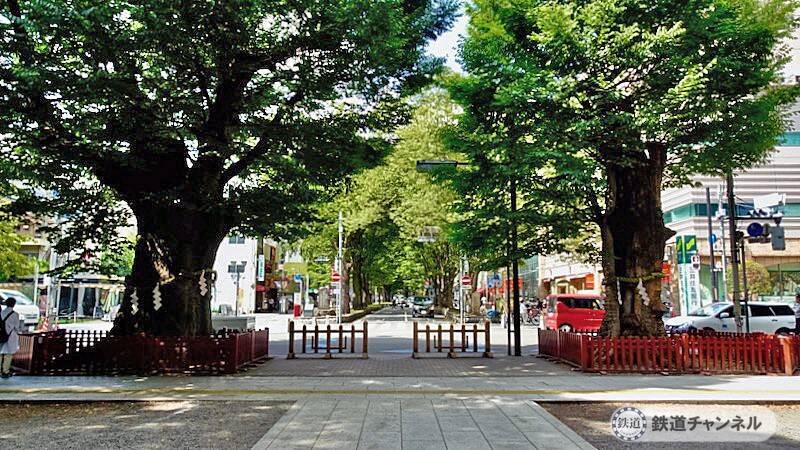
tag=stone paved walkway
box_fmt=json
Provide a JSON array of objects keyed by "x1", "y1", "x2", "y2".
[
  {"x1": 247, "y1": 355, "x2": 575, "y2": 377},
  {"x1": 251, "y1": 398, "x2": 595, "y2": 450}
]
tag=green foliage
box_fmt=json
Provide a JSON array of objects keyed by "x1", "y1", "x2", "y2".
[
  {"x1": 0, "y1": 217, "x2": 34, "y2": 280},
  {"x1": 98, "y1": 237, "x2": 135, "y2": 277},
  {"x1": 0, "y1": 0, "x2": 459, "y2": 258},
  {"x1": 449, "y1": 0, "x2": 798, "y2": 263},
  {"x1": 727, "y1": 260, "x2": 773, "y2": 298},
  {"x1": 302, "y1": 90, "x2": 462, "y2": 299}
]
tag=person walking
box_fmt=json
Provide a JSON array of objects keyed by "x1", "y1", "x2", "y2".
[
  {"x1": 793, "y1": 294, "x2": 800, "y2": 334},
  {"x1": 1, "y1": 297, "x2": 22, "y2": 378}
]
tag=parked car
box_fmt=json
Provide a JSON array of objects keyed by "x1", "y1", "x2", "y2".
[
  {"x1": 0, "y1": 289, "x2": 40, "y2": 331},
  {"x1": 664, "y1": 301, "x2": 795, "y2": 334},
  {"x1": 411, "y1": 297, "x2": 434, "y2": 318},
  {"x1": 544, "y1": 294, "x2": 604, "y2": 332}
]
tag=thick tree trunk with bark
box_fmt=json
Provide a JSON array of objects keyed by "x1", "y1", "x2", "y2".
[
  {"x1": 599, "y1": 145, "x2": 672, "y2": 337},
  {"x1": 111, "y1": 204, "x2": 228, "y2": 336}
]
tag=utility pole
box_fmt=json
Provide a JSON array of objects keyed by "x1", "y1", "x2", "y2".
[
  {"x1": 510, "y1": 177, "x2": 521, "y2": 357},
  {"x1": 717, "y1": 184, "x2": 728, "y2": 302},
  {"x1": 705, "y1": 187, "x2": 718, "y2": 302},
  {"x1": 725, "y1": 171, "x2": 742, "y2": 332},
  {"x1": 459, "y1": 256, "x2": 467, "y2": 324},
  {"x1": 739, "y1": 238, "x2": 751, "y2": 333},
  {"x1": 337, "y1": 210, "x2": 343, "y2": 324}
]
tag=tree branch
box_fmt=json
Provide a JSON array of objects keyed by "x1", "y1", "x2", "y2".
[{"x1": 219, "y1": 90, "x2": 305, "y2": 181}]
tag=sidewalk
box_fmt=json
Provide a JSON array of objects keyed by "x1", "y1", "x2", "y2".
[
  {"x1": 3, "y1": 368, "x2": 800, "y2": 450},
  {"x1": 2, "y1": 371, "x2": 800, "y2": 402},
  {"x1": 251, "y1": 398, "x2": 594, "y2": 450}
]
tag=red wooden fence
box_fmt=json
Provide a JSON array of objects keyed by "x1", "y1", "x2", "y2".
[
  {"x1": 12, "y1": 329, "x2": 269, "y2": 375},
  {"x1": 539, "y1": 329, "x2": 800, "y2": 375},
  {"x1": 412, "y1": 321, "x2": 493, "y2": 358}
]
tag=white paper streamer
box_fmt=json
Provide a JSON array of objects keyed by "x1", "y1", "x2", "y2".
[
  {"x1": 153, "y1": 285, "x2": 162, "y2": 311},
  {"x1": 130, "y1": 289, "x2": 139, "y2": 314},
  {"x1": 637, "y1": 279, "x2": 650, "y2": 306}
]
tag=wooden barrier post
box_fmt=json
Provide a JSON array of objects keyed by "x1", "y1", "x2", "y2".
[
  {"x1": 338, "y1": 325, "x2": 344, "y2": 353},
  {"x1": 448, "y1": 324, "x2": 455, "y2": 358},
  {"x1": 425, "y1": 325, "x2": 431, "y2": 353},
  {"x1": 325, "y1": 325, "x2": 332, "y2": 358},
  {"x1": 778, "y1": 335, "x2": 796, "y2": 376},
  {"x1": 301, "y1": 324, "x2": 307, "y2": 354},
  {"x1": 362, "y1": 321, "x2": 369, "y2": 359},
  {"x1": 580, "y1": 334, "x2": 591, "y2": 371},
  {"x1": 483, "y1": 321, "x2": 493, "y2": 358},
  {"x1": 437, "y1": 325, "x2": 443, "y2": 353},
  {"x1": 287, "y1": 321, "x2": 295, "y2": 359},
  {"x1": 350, "y1": 325, "x2": 356, "y2": 354},
  {"x1": 412, "y1": 321, "x2": 418, "y2": 358}
]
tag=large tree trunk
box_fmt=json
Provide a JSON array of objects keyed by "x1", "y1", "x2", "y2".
[
  {"x1": 599, "y1": 145, "x2": 672, "y2": 337},
  {"x1": 112, "y1": 205, "x2": 228, "y2": 336}
]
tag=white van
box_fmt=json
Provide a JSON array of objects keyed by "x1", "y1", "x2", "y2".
[
  {"x1": 0, "y1": 289, "x2": 40, "y2": 331},
  {"x1": 664, "y1": 301, "x2": 795, "y2": 334}
]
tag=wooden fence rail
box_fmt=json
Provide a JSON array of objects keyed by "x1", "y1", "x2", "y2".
[
  {"x1": 12, "y1": 329, "x2": 269, "y2": 375},
  {"x1": 287, "y1": 321, "x2": 368, "y2": 359},
  {"x1": 539, "y1": 329, "x2": 799, "y2": 375},
  {"x1": 412, "y1": 321, "x2": 493, "y2": 358}
]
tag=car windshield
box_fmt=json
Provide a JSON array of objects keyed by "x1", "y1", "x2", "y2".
[
  {"x1": 688, "y1": 303, "x2": 728, "y2": 317},
  {"x1": 1, "y1": 291, "x2": 33, "y2": 305},
  {"x1": 413, "y1": 297, "x2": 431, "y2": 305}
]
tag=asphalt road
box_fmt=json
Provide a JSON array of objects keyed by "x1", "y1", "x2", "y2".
[{"x1": 367, "y1": 305, "x2": 449, "y2": 323}]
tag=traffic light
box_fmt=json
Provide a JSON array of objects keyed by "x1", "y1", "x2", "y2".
[{"x1": 772, "y1": 226, "x2": 786, "y2": 251}]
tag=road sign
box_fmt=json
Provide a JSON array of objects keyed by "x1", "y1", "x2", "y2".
[
  {"x1": 331, "y1": 271, "x2": 341, "y2": 283},
  {"x1": 257, "y1": 255, "x2": 265, "y2": 281},
  {"x1": 293, "y1": 274, "x2": 302, "y2": 283},
  {"x1": 461, "y1": 275, "x2": 472, "y2": 287},
  {"x1": 747, "y1": 222, "x2": 764, "y2": 238},
  {"x1": 676, "y1": 235, "x2": 697, "y2": 264},
  {"x1": 710, "y1": 233, "x2": 717, "y2": 244}
]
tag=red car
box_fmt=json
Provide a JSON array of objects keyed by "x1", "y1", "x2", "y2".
[{"x1": 544, "y1": 294, "x2": 604, "y2": 332}]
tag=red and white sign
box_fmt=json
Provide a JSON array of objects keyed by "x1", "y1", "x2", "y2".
[
  {"x1": 461, "y1": 275, "x2": 472, "y2": 286},
  {"x1": 331, "y1": 271, "x2": 341, "y2": 283}
]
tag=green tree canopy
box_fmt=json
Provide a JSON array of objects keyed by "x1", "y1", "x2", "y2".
[
  {"x1": 450, "y1": 0, "x2": 797, "y2": 336},
  {"x1": 0, "y1": 217, "x2": 34, "y2": 281},
  {"x1": 0, "y1": 0, "x2": 457, "y2": 335},
  {"x1": 302, "y1": 90, "x2": 463, "y2": 307}
]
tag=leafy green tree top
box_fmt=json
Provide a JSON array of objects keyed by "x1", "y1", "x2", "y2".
[
  {"x1": 0, "y1": 0, "x2": 457, "y2": 335},
  {"x1": 450, "y1": 0, "x2": 797, "y2": 335},
  {"x1": 0, "y1": 217, "x2": 35, "y2": 281}
]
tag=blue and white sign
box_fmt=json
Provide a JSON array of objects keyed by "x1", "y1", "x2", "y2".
[{"x1": 293, "y1": 274, "x2": 303, "y2": 283}]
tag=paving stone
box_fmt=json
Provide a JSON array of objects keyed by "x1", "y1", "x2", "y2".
[
  {"x1": 402, "y1": 440, "x2": 448, "y2": 450},
  {"x1": 443, "y1": 431, "x2": 492, "y2": 449},
  {"x1": 312, "y1": 440, "x2": 358, "y2": 449},
  {"x1": 489, "y1": 441, "x2": 537, "y2": 450},
  {"x1": 269, "y1": 431, "x2": 320, "y2": 448},
  {"x1": 356, "y1": 431, "x2": 402, "y2": 450}
]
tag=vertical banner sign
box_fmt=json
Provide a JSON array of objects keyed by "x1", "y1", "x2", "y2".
[
  {"x1": 257, "y1": 254, "x2": 265, "y2": 282},
  {"x1": 684, "y1": 236, "x2": 700, "y2": 310},
  {"x1": 677, "y1": 235, "x2": 700, "y2": 315}
]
